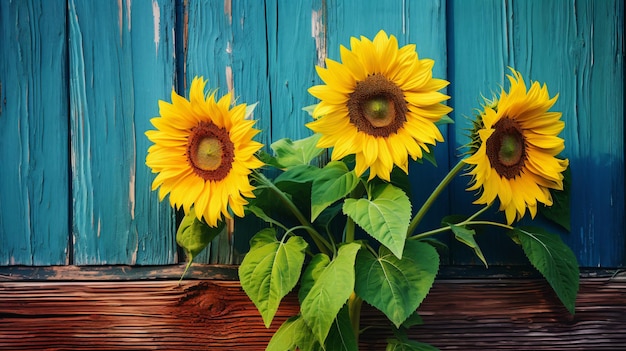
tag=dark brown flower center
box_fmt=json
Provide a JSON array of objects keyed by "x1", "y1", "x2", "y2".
[
  {"x1": 347, "y1": 74, "x2": 407, "y2": 137},
  {"x1": 485, "y1": 117, "x2": 526, "y2": 179},
  {"x1": 187, "y1": 121, "x2": 234, "y2": 181}
]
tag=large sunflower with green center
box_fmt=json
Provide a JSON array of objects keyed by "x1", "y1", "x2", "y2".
[
  {"x1": 145, "y1": 77, "x2": 264, "y2": 227},
  {"x1": 306, "y1": 30, "x2": 452, "y2": 181},
  {"x1": 464, "y1": 69, "x2": 569, "y2": 224}
]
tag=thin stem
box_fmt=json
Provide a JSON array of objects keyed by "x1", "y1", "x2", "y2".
[
  {"x1": 345, "y1": 217, "x2": 355, "y2": 243},
  {"x1": 407, "y1": 159, "x2": 467, "y2": 237},
  {"x1": 410, "y1": 206, "x2": 513, "y2": 241},
  {"x1": 348, "y1": 292, "x2": 363, "y2": 343},
  {"x1": 253, "y1": 171, "x2": 333, "y2": 255},
  {"x1": 464, "y1": 220, "x2": 513, "y2": 230}
]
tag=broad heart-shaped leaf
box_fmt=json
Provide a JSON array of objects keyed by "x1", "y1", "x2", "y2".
[
  {"x1": 301, "y1": 242, "x2": 361, "y2": 345},
  {"x1": 270, "y1": 133, "x2": 323, "y2": 168},
  {"x1": 266, "y1": 315, "x2": 320, "y2": 351},
  {"x1": 343, "y1": 184, "x2": 411, "y2": 259},
  {"x1": 448, "y1": 224, "x2": 488, "y2": 267},
  {"x1": 538, "y1": 165, "x2": 571, "y2": 231},
  {"x1": 239, "y1": 228, "x2": 308, "y2": 327},
  {"x1": 355, "y1": 240, "x2": 439, "y2": 327},
  {"x1": 311, "y1": 161, "x2": 359, "y2": 221},
  {"x1": 176, "y1": 208, "x2": 225, "y2": 278},
  {"x1": 510, "y1": 226, "x2": 579, "y2": 314}
]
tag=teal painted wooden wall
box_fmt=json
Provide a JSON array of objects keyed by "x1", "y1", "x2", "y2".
[{"x1": 1, "y1": 0, "x2": 624, "y2": 268}]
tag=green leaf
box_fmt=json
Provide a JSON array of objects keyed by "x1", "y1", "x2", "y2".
[
  {"x1": 448, "y1": 224, "x2": 488, "y2": 267},
  {"x1": 355, "y1": 240, "x2": 439, "y2": 327},
  {"x1": 401, "y1": 311, "x2": 424, "y2": 329},
  {"x1": 510, "y1": 227, "x2": 579, "y2": 313},
  {"x1": 343, "y1": 184, "x2": 411, "y2": 258},
  {"x1": 302, "y1": 104, "x2": 318, "y2": 117},
  {"x1": 539, "y1": 165, "x2": 571, "y2": 231},
  {"x1": 386, "y1": 338, "x2": 440, "y2": 351},
  {"x1": 311, "y1": 161, "x2": 359, "y2": 221},
  {"x1": 275, "y1": 164, "x2": 322, "y2": 185},
  {"x1": 270, "y1": 133, "x2": 323, "y2": 168},
  {"x1": 257, "y1": 149, "x2": 283, "y2": 169},
  {"x1": 266, "y1": 315, "x2": 320, "y2": 351},
  {"x1": 324, "y1": 305, "x2": 358, "y2": 351},
  {"x1": 435, "y1": 115, "x2": 454, "y2": 126},
  {"x1": 298, "y1": 253, "x2": 331, "y2": 303},
  {"x1": 239, "y1": 228, "x2": 308, "y2": 327},
  {"x1": 176, "y1": 208, "x2": 224, "y2": 278},
  {"x1": 301, "y1": 242, "x2": 361, "y2": 345}
]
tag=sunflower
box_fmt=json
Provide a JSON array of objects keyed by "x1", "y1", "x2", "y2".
[
  {"x1": 464, "y1": 69, "x2": 569, "y2": 224},
  {"x1": 145, "y1": 77, "x2": 264, "y2": 227},
  {"x1": 306, "y1": 30, "x2": 452, "y2": 181}
]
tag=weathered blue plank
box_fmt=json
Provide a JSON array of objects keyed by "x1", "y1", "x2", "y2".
[
  {"x1": 0, "y1": 0, "x2": 69, "y2": 265},
  {"x1": 183, "y1": 0, "x2": 271, "y2": 263},
  {"x1": 69, "y1": 0, "x2": 177, "y2": 265},
  {"x1": 448, "y1": 0, "x2": 624, "y2": 267}
]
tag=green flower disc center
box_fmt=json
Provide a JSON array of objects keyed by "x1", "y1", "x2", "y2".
[
  {"x1": 363, "y1": 96, "x2": 395, "y2": 127},
  {"x1": 195, "y1": 138, "x2": 223, "y2": 171},
  {"x1": 347, "y1": 74, "x2": 407, "y2": 137},
  {"x1": 486, "y1": 117, "x2": 526, "y2": 179},
  {"x1": 187, "y1": 121, "x2": 234, "y2": 181}
]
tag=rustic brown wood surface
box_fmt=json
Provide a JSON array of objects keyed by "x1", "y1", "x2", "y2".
[{"x1": 1, "y1": 267, "x2": 625, "y2": 350}]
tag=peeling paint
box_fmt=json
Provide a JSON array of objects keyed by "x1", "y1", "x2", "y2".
[
  {"x1": 129, "y1": 170, "x2": 136, "y2": 220},
  {"x1": 152, "y1": 0, "x2": 160, "y2": 56},
  {"x1": 311, "y1": 9, "x2": 326, "y2": 67},
  {"x1": 224, "y1": 0, "x2": 232, "y2": 25},
  {"x1": 118, "y1": 0, "x2": 123, "y2": 37},
  {"x1": 126, "y1": 0, "x2": 132, "y2": 31}
]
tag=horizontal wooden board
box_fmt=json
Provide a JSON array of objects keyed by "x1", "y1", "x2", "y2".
[{"x1": 1, "y1": 274, "x2": 625, "y2": 350}]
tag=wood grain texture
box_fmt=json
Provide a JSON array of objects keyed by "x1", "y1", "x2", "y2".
[
  {"x1": 447, "y1": 0, "x2": 625, "y2": 266},
  {"x1": 68, "y1": 0, "x2": 177, "y2": 265},
  {"x1": 1, "y1": 276, "x2": 625, "y2": 350},
  {"x1": 0, "y1": 0, "x2": 69, "y2": 265}
]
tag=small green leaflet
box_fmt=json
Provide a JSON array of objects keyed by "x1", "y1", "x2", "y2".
[
  {"x1": 509, "y1": 226, "x2": 579, "y2": 314},
  {"x1": 270, "y1": 133, "x2": 323, "y2": 168},
  {"x1": 448, "y1": 224, "x2": 488, "y2": 267},
  {"x1": 176, "y1": 208, "x2": 224, "y2": 279},
  {"x1": 343, "y1": 184, "x2": 411, "y2": 259},
  {"x1": 239, "y1": 228, "x2": 308, "y2": 327},
  {"x1": 538, "y1": 166, "x2": 571, "y2": 231},
  {"x1": 311, "y1": 161, "x2": 359, "y2": 221}
]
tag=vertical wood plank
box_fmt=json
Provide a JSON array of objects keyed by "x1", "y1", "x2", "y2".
[
  {"x1": 183, "y1": 0, "x2": 270, "y2": 263},
  {"x1": 449, "y1": 0, "x2": 624, "y2": 267},
  {"x1": 69, "y1": 0, "x2": 177, "y2": 265},
  {"x1": 265, "y1": 0, "x2": 322, "y2": 141},
  {"x1": 0, "y1": 0, "x2": 69, "y2": 265}
]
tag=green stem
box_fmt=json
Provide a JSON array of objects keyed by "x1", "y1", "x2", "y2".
[
  {"x1": 407, "y1": 159, "x2": 467, "y2": 237},
  {"x1": 345, "y1": 217, "x2": 355, "y2": 243},
  {"x1": 410, "y1": 209, "x2": 513, "y2": 241},
  {"x1": 348, "y1": 292, "x2": 363, "y2": 343},
  {"x1": 254, "y1": 172, "x2": 332, "y2": 255}
]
